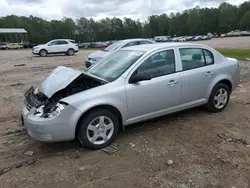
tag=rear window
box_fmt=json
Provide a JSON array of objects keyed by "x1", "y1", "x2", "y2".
[{"x1": 69, "y1": 40, "x2": 76, "y2": 43}]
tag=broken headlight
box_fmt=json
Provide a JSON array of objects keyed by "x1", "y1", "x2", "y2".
[{"x1": 34, "y1": 102, "x2": 67, "y2": 118}]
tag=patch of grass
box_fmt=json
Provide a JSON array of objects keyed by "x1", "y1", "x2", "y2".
[{"x1": 216, "y1": 48, "x2": 250, "y2": 60}]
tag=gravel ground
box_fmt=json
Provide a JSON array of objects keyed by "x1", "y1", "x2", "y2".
[{"x1": 0, "y1": 38, "x2": 250, "y2": 188}]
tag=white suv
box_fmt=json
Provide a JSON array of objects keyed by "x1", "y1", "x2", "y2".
[{"x1": 32, "y1": 39, "x2": 79, "y2": 57}]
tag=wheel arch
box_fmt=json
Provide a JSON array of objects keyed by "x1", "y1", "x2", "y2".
[
  {"x1": 208, "y1": 75, "x2": 233, "y2": 99},
  {"x1": 75, "y1": 104, "x2": 124, "y2": 138},
  {"x1": 39, "y1": 48, "x2": 48, "y2": 53},
  {"x1": 217, "y1": 79, "x2": 232, "y2": 93}
]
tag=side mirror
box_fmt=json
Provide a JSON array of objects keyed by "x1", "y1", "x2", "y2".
[{"x1": 129, "y1": 72, "x2": 151, "y2": 84}]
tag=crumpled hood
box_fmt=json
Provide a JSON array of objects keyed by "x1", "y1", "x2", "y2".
[
  {"x1": 39, "y1": 66, "x2": 82, "y2": 98},
  {"x1": 88, "y1": 50, "x2": 109, "y2": 59}
]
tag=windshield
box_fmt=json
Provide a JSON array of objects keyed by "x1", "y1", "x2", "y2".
[
  {"x1": 103, "y1": 41, "x2": 124, "y2": 52},
  {"x1": 88, "y1": 50, "x2": 145, "y2": 82}
]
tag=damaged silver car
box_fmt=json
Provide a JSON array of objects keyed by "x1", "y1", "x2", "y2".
[{"x1": 22, "y1": 43, "x2": 240, "y2": 149}]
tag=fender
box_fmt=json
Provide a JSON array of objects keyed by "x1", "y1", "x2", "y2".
[{"x1": 206, "y1": 73, "x2": 232, "y2": 99}]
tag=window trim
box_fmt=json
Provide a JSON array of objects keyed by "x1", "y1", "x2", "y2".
[
  {"x1": 202, "y1": 49, "x2": 214, "y2": 65},
  {"x1": 57, "y1": 40, "x2": 69, "y2": 45},
  {"x1": 129, "y1": 49, "x2": 176, "y2": 81},
  {"x1": 178, "y1": 47, "x2": 214, "y2": 71}
]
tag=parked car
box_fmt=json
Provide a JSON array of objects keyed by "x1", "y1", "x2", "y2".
[
  {"x1": 84, "y1": 38, "x2": 156, "y2": 70},
  {"x1": 201, "y1": 35, "x2": 211, "y2": 40},
  {"x1": 32, "y1": 39, "x2": 79, "y2": 57},
  {"x1": 7, "y1": 43, "x2": 23, "y2": 49},
  {"x1": 193, "y1": 36, "x2": 203, "y2": 41},
  {"x1": 95, "y1": 42, "x2": 108, "y2": 48},
  {"x1": 185, "y1": 36, "x2": 195, "y2": 41},
  {"x1": 22, "y1": 43, "x2": 240, "y2": 149},
  {"x1": 0, "y1": 42, "x2": 7, "y2": 50}
]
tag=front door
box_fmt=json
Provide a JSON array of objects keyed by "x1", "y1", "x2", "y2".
[
  {"x1": 125, "y1": 49, "x2": 181, "y2": 122},
  {"x1": 47, "y1": 40, "x2": 60, "y2": 53}
]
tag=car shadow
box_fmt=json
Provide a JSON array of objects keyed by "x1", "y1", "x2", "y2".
[
  {"x1": 32, "y1": 54, "x2": 76, "y2": 58},
  {"x1": 35, "y1": 106, "x2": 207, "y2": 154}
]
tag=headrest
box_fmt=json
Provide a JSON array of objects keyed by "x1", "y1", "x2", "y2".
[{"x1": 192, "y1": 54, "x2": 202, "y2": 60}]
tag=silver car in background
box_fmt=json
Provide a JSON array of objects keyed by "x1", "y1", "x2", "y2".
[
  {"x1": 84, "y1": 38, "x2": 156, "y2": 69},
  {"x1": 22, "y1": 43, "x2": 240, "y2": 149}
]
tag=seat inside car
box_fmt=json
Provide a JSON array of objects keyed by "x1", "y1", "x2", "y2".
[{"x1": 182, "y1": 53, "x2": 205, "y2": 70}]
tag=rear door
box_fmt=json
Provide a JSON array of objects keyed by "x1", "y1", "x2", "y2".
[{"x1": 178, "y1": 48, "x2": 217, "y2": 104}]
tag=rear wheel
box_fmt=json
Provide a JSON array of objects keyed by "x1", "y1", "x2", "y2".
[
  {"x1": 39, "y1": 49, "x2": 47, "y2": 57},
  {"x1": 67, "y1": 48, "x2": 74, "y2": 56},
  {"x1": 77, "y1": 109, "x2": 119, "y2": 149},
  {"x1": 206, "y1": 83, "x2": 230, "y2": 113}
]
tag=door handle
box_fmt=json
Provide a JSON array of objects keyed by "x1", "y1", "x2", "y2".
[
  {"x1": 205, "y1": 71, "x2": 214, "y2": 76},
  {"x1": 167, "y1": 80, "x2": 179, "y2": 86}
]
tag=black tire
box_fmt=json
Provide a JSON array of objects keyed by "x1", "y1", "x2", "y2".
[
  {"x1": 39, "y1": 49, "x2": 47, "y2": 57},
  {"x1": 206, "y1": 83, "x2": 230, "y2": 113},
  {"x1": 67, "y1": 48, "x2": 74, "y2": 56},
  {"x1": 77, "y1": 109, "x2": 119, "y2": 149}
]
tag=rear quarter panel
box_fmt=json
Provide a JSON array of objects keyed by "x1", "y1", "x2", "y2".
[{"x1": 206, "y1": 57, "x2": 240, "y2": 99}]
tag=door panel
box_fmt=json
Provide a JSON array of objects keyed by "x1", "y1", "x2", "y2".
[
  {"x1": 125, "y1": 49, "x2": 181, "y2": 121},
  {"x1": 180, "y1": 66, "x2": 217, "y2": 104},
  {"x1": 179, "y1": 48, "x2": 217, "y2": 104},
  {"x1": 125, "y1": 74, "x2": 181, "y2": 119}
]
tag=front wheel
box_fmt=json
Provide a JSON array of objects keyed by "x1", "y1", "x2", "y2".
[
  {"x1": 206, "y1": 83, "x2": 230, "y2": 113},
  {"x1": 77, "y1": 109, "x2": 119, "y2": 149},
  {"x1": 39, "y1": 49, "x2": 47, "y2": 57},
  {"x1": 67, "y1": 48, "x2": 75, "y2": 56}
]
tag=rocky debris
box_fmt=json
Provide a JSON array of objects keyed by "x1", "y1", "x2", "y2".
[
  {"x1": 0, "y1": 168, "x2": 11, "y2": 176},
  {"x1": 5, "y1": 127, "x2": 26, "y2": 136},
  {"x1": 14, "y1": 63, "x2": 26, "y2": 67},
  {"x1": 102, "y1": 143, "x2": 119, "y2": 154},
  {"x1": 179, "y1": 183, "x2": 189, "y2": 188},
  {"x1": 15, "y1": 163, "x2": 23, "y2": 168},
  {"x1": 24, "y1": 150, "x2": 34, "y2": 156},
  {"x1": 166, "y1": 160, "x2": 174, "y2": 166},
  {"x1": 9, "y1": 82, "x2": 24, "y2": 87},
  {"x1": 26, "y1": 159, "x2": 36, "y2": 166},
  {"x1": 186, "y1": 179, "x2": 195, "y2": 187},
  {"x1": 74, "y1": 151, "x2": 80, "y2": 159},
  {"x1": 79, "y1": 167, "x2": 85, "y2": 171},
  {"x1": 217, "y1": 133, "x2": 248, "y2": 145},
  {"x1": 130, "y1": 143, "x2": 135, "y2": 147},
  {"x1": 246, "y1": 145, "x2": 250, "y2": 148}
]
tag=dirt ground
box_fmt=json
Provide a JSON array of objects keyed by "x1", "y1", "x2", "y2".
[{"x1": 0, "y1": 37, "x2": 250, "y2": 188}]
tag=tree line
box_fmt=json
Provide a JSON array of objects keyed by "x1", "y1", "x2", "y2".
[{"x1": 0, "y1": 1, "x2": 250, "y2": 43}]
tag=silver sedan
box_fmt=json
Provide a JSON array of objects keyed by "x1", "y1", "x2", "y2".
[{"x1": 22, "y1": 43, "x2": 240, "y2": 149}]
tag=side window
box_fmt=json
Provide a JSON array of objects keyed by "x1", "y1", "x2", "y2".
[
  {"x1": 48, "y1": 41, "x2": 58, "y2": 46},
  {"x1": 203, "y1": 49, "x2": 214, "y2": 65},
  {"x1": 123, "y1": 41, "x2": 138, "y2": 48},
  {"x1": 139, "y1": 41, "x2": 153, "y2": 45},
  {"x1": 58, "y1": 40, "x2": 68, "y2": 45},
  {"x1": 136, "y1": 50, "x2": 175, "y2": 78},
  {"x1": 179, "y1": 48, "x2": 205, "y2": 71}
]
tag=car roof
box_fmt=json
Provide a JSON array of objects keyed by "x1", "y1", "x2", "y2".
[
  {"x1": 121, "y1": 38, "x2": 152, "y2": 42},
  {"x1": 124, "y1": 42, "x2": 210, "y2": 52}
]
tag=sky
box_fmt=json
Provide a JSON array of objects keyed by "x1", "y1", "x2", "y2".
[{"x1": 0, "y1": 0, "x2": 247, "y2": 21}]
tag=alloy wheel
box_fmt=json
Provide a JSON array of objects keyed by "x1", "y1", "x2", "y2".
[
  {"x1": 86, "y1": 116, "x2": 114, "y2": 145},
  {"x1": 214, "y1": 88, "x2": 228, "y2": 109}
]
